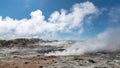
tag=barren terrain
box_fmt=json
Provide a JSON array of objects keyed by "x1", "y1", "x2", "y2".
[{"x1": 0, "y1": 38, "x2": 120, "y2": 68}]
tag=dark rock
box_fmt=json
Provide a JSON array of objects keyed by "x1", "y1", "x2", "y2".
[
  {"x1": 79, "y1": 64, "x2": 83, "y2": 66},
  {"x1": 88, "y1": 59, "x2": 96, "y2": 63},
  {"x1": 94, "y1": 66, "x2": 107, "y2": 68},
  {"x1": 73, "y1": 56, "x2": 83, "y2": 60},
  {"x1": 24, "y1": 61, "x2": 29, "y2": 64},
  {"x1": 15, "y1": 66, "x2": 18, "y2": 68},
  {"x1": 12, "y1": 55, "x2": 21, "y2": 59},
  {"x1": 39, "y1": 66, "x2": 43, "y2": 68}
]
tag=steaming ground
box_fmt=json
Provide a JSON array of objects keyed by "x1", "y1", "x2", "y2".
[
  {"x1": 0, "y1": 28, "x2": 120, "y2": 56},
  {"x1": 0, "y1": 37, "x2": 120, "y2": 68},
  {"x1": 0, "y1": 28, "x2": 120, "y2": 68},
  {"x1": 46, "y1": 28, "x2": 120, "y2": 56}
]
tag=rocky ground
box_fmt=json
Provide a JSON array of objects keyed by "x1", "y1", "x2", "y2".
[{"x1": 0, "y1": 38, "x2": 120, "y2": 68}]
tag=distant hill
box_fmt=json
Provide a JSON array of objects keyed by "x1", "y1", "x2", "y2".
[{"x1": 0, "y1": 38, "x2": 44, "y2": 47}]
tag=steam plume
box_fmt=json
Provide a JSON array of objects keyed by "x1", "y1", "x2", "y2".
[{"x1": 46, "y1": 28, "x2": 120, "y2": 56}]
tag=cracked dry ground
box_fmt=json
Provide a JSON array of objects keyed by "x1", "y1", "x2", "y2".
[{"x1": 0, "y1": 52, "x2": 120, "y2": 68}]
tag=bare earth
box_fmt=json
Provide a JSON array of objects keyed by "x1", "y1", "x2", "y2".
[{"x1": 0, "y1": 38, "x2": 120, "y2": 68}]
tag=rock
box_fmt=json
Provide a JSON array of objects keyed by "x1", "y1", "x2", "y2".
[
  {"x1": 15, "y1": 66, "x2": 18, "y2": 68},
  {"x1": 12, "y1": 55, "x2": 22, "y2": 59},
  {"x1": 79, "y1": 64, "x2": 83, "y2": 66},
  {"x1": 88, "y1": 59, "x2": 96, "y2": 63},
  {"x1": 73, "y1": 56, "x2": 83, "y2": 60},
  {"x1": 39, "y1": 66, "x2": 43, "y2": 68},
  {"x1": 24, "y1": 61, "x2": 29, "y2": 64},
  {"x1": 94, "y1": 66, "x2": 107, "y2": 68}
]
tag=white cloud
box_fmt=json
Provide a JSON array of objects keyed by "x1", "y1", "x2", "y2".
[
  {"x1": 0, "y1": 1, "x2": 98, "y2": 39},
  {"x1": 109, "y1": 7, "x2": 120, "y2": 23}
]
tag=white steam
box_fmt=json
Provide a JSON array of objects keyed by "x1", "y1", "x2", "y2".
[{"x1": 46, "y1": 28, "x2": 120, "y2": 56}]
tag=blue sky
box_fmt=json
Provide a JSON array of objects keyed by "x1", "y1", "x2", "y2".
[
  {"x1": 0, "y1": 0, "x2": 120, "y2": 19},
  {"x1": 0, "y1": 0, "x2": 120, "y2": 40}
]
